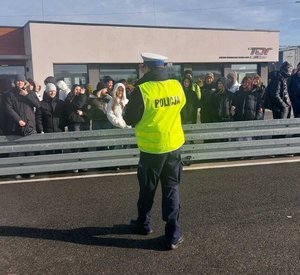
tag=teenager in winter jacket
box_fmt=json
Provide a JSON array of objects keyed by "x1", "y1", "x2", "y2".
[
  {"x1": 200, "y1": 72, "x2": 216, "y2": 123},
  {"x1": 36, "y1": 83, "x2": 65, "y2": 133},
  {"x1": 267, "y1": 61, "x2": 292, "y2": 119},
  {"x1": 232, "y1": 76, "x2": 264, "y2": 121},
  {"x1": 181, "y1": 76, "x2": 199, "y2": 124},
  {"x1": 289, "y1": 65, "x2": 300, "y2": 117},
  {"x1": 183, "y1": 69, "x2": 201, "y2": 101},
  {"x1": 64, "y1": 84, "x2": 89, "y2": 131},
  {"x1": 4, "y1": 74, "x2": 41, "y2": 136},
  {"x1": 106, "y1": 83, "x2": 130, "y2": 128},
  {"x1": 87, "y1": 81, "x2": 113, "y2": 130},
  {"x1": 211, "y1": 77, "x2": 233, "y2": 122}
]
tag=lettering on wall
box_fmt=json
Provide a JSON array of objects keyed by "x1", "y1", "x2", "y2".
[{"x1": 219, "y1": 47, "x2": 273, "y2": 60}]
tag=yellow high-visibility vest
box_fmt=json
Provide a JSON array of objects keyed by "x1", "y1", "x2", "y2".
[{"x1": 135, "y1": 79, "x2": 186, "y2": 153}]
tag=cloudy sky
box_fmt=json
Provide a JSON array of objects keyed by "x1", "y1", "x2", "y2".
[{"x1": 0, "y1": 0, "x2": 299, "y2": 46}]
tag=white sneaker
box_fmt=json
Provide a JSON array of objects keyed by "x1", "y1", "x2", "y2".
[
  {"x1": 73, "y1": 169, "x2": 79, "y2": 173},
  {"x1": 15, "y1": 175, "x2": 22, "y2": 180},
  {"x1": 29, "y1": 174, "x2": 35, "y2": 178}
]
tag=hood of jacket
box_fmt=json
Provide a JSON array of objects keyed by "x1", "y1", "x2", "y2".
[{"x1": 112, "y1": 83, "x2": 128, "y2": 105}]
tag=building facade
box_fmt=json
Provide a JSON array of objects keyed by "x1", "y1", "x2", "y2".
[
  {"x1": 0, "y1": 21, "x2": 279, "y2": 90},
  {"x1": 279, "y1": 46, "x2": 300, "y2": 69},
  {"x1": 0, "y1": 27, "x2": 29, "y2": 92}
]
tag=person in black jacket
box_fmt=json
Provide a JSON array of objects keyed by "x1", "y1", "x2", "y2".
[
  {"x1": 4, "y1": 74, "x2": 41, "y2": 136},
  {"x1": 181, "y1": 76, "x2": 199, "y2": 124},
  {"x1": 267, "y1": 61, "x2": 293, "y2": 119},
  {"x1": 36, "y1": 83, "x2": 65, "y2": 133},
  {"x1": 200, "y1": 72, "x2": 216, "y2": 123},
  {"x1": 289, "y1": 64, "x2": 300, "y2": 118},
  {"x1": 64, "y1": 84, "x2": 89, "y2": 172},
  {"x1": 252, "y1": 74, "x2": 266, "y2": 119},
  {"x1": 87, "y1": 81, "x2": 113, "y2": 130},
  {"x1": 4, "y1": 74, "x2": 41, "y2": 179},
  {"x1": 64, "y1": 84, "x2": 89, "y2": 131},
  {"x1": 232, "y1": 76, "x2": 264, "y2": 121},
  {"x1": 211, "y1": 77, "x2": 233, "y2": 122},
  {"x1": 0, "y1": 91, "x2": 7, "y2": 135}
]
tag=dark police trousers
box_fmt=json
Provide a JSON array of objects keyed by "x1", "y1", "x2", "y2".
[{"x1": 137, "y1": 148, "x2": 182, "y2": 244}]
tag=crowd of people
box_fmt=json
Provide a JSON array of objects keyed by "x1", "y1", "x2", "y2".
[
  {"x1": 182, "y1": 61, "x2": 300, "y2": 125},
  {"x1": 2, "y1": 56, "x2": 299, "y2": 250},
  {"x1": 0, "y1": 75, "x2": 133, "y2": 137},
  {"x1": 0, "y1": 60, "x2": 300, "y2": 138}
]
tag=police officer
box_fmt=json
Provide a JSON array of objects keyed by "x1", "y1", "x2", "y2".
[{"x1": 124, "y1": 53, "x2": 186, "y2": 250}]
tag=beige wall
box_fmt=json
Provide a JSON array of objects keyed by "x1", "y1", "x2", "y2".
[{"x1": 25, "y1": 22, "x2": 279, "y2": 87}]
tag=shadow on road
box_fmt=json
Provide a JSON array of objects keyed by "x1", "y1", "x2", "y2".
[{"x1": 0, "y1": 225, "x2": 167, "y2": 251}]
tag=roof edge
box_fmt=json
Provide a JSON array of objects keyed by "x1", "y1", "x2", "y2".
[{"x1": 22, "y1": 20, "x2": 279, "y2": 33}]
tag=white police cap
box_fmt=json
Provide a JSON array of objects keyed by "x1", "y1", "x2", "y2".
[{"x1": 141, "y1": 52, "x2": 168, "y2": 67}]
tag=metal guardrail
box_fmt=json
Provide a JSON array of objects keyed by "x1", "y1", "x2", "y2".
[{"x1": 1, "y1": 118, "x2": 300, "y2": 176}]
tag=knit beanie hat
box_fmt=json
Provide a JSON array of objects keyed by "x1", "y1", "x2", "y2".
[
  {"x1": 45, "y1": 83, "x2": 57, "y2": 93},
  {"x1": 206, "y1": 72, "x2": 214, "y2": 80},
  {"x1": 216, "y1": 77, "x2": 227, "y2": 88},
  {"x1": 93, "y1": 82, "x2": 106, "y2": 96},
  {"x1": 15, "y1": 74, "x2": 26, "y2": 82},
  {"x1": 96, "y1": 81, "x2": 106, "y2": 91},
  {"x1": 184, "y1": 69, "x2": 193, "y2": 79}
]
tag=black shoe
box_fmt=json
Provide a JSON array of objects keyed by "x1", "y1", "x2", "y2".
[
  {"x1": 166, "y1": 236, "x2": 184, "y2": 250},
  {"x1": 130, "y1": 219, "x2": 153, "y2": 235}
]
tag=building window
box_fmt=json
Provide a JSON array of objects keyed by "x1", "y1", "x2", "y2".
[
  {"x1": 231, "y1": 64, "x2": 258, "y2": 83},
  {"x1": 0, "y1": 65, "x2": 25, "y2": 75},
  {"x1": 167, "y1": 64, "x2": 182, "y2": 80},
  {"x1": 99, "y1": 64, "x2": 138, "y2": 83},
  {"x1": 0, "y1": 65, "x2": 25, "y2": 92},
  {"x1": 53, "y1": 64, "x2": 88, "y2": 88},
  {"x1": 191, "y1": 64, "x2": 222, "y2": 82}
]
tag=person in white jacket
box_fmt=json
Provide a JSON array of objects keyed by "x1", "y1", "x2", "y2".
[{"x1": 106, "y1": 82, "x2": 131, "y2": 128}]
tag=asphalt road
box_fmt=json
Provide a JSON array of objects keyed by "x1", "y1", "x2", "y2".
[{"x1": 0, "y1": 162, "x2": 299, "y2": 274}]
